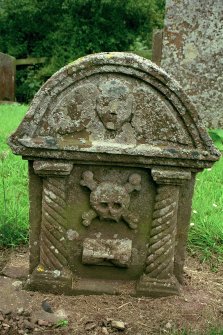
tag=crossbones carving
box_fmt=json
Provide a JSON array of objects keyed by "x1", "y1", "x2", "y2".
[{"x1": 80, "y1": 171, "x2": 141, "y2": 229}]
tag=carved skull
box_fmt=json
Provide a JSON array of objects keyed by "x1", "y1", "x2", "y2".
[
  {"x1": 90, "y1": 182, "x2": 130, "y2": 222},
  {"x1": 80, "y1": 171, "x2": 141, "y2": 229}
]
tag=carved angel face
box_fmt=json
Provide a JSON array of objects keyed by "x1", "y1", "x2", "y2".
[
  {"x1": 90, "y1": 182, "x2": 130, "y2": 222},
  {"x1": 97, "y1": 80, "x2": 133, "y2": 130}
]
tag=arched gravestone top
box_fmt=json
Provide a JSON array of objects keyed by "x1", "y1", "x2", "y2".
[{"x1": 8, "y1": 52, "x2": 220, "y2": 168}]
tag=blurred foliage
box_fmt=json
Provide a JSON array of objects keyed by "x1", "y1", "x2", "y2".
[
  {"x1": 208, "y1": 129, "x2": 223, "y2": 151},
  {"x1": 0, "y1": 0, "x2": 165, "y2": 102}
]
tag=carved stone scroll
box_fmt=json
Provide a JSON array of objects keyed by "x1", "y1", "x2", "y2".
[
  {"x1": 33, "y1": 161, "x2": 73, "y2": 272},
  {"x1": 137, "y1": 168, "x2": 191, "y2": 296},
  {"x1": 82, "y1": 238, "x2": 132, "y2": 267}
]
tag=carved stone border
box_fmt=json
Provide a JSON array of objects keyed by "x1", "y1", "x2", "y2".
[
  {"x1": 137, "y1": 167, "x2": 191, "y2": 297},
  {"x1": 27, "y1": 161, "x2": 73, "y2": 291}
]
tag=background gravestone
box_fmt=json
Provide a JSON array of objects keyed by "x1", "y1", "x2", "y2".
[
  {"x1": 0, "y1": 52, "x2": 16, "y2": 103},
  {"x1": 160, "y1": 0, "x2": 223, "y2": 128},
  {"x1": 8, "y1": 52, "x2": 220, "y2": 297},
  {"x1": 152, "y1": 29, "x2": 163, "y2": 66}
]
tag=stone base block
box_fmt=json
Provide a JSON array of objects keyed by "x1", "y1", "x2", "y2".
[
  {"x1": 27, "y1": 269, "x2": 136, "y2": 296},
  {"x1": 72, "y1": 278, "x2": 136, "y2": 296},
  {"x1": 136, "y1": 275, "x2": 180, "y2": 297},
  {"x1": 26, "y1": 269, "x2": 180, "y2": 297},
  {"x1": 26, "y1": 267, "x2": 72, "y2": 295}
]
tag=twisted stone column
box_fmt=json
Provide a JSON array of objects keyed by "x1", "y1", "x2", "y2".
[
  {"x1": 145, "y1": 184, "x2": 179, "y2": 279},
  {"x1": 137, "y1": 167, "x2": 191, "y2": 297},
  {"x1": 40, "y1": 177, "x2": 68, "y2": 270},
  {"x1": 33, "y1": 161, "x2": 73, "y2": 273}
]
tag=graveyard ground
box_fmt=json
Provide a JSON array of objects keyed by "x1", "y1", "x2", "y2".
[
  {"x1": 1, "y1": 247, "x2": 223, "y2": 335},
  {"x1": 0, "y1": 104, "x2": 223, "y2": 334}
]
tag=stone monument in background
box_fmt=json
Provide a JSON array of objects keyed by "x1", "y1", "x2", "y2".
[
  {"x1": 157, "y1": 0, "x2": 223, "y2": 128},
  {"x1": 0, "y1": 52, "x2": 16, "y2": 103},
  {"x1": 8, "y1": 52, "x2": 220, "y2": 297}
]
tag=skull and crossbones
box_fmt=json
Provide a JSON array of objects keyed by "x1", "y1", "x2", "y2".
[{"x1": 80, "y1": 171, "x2": 141, "y2": 229}]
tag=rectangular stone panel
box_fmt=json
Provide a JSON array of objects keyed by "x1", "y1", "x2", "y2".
[{"x1": 67, "y1": 165, "x2": 155, "y2": 281}]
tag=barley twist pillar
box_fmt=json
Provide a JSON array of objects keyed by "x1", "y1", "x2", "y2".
[
  {"x1": 30, "y1": 161, "x2": 73, "y2": 292},
  {"x1": 137, "y1": 167, "x2": 191, "y2": 297}
]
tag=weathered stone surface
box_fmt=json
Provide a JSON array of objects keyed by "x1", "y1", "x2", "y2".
[
  {"x1": 82, "y1": 238, "x2": 132, "y2": 267},
  {"x1": 161, "y1": 0, "x2": 223, "y2": 128},
  {"x1": 80, "y1": 171, "x2": 141, "y2": 229},
  {"x1": 2, "y1": 251, "x2": 29, "y2": 279},
  {"x1": 0, "y1": 52, "x2": 16, "y2": 102},
  {"x1": 9, "y1": 52, "x2": 219, "y2": 166},
  {"x1": 8, "y1": 52, "x2": 220, "y2": 297}
]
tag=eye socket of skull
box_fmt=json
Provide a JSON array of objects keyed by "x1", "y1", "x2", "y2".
[
  {"x1": 98, "y1": 201, "x2": 123, "y2": 214},
  {"x1": 100, "y1": 202, "x2": 108, "y2": 209},
  {"x1": 112, "y1": 202, "x2": 122, "y2": 210}
]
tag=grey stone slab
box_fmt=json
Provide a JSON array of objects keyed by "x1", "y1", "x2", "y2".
[{"x1": 161, "y1": 0, "x2": 223, "y2": 128}]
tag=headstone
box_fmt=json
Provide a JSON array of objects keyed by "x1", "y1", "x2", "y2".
[
  {"x1": 161, "y1": 0, "x2": 223, "y2": 128},
  {"x1": 8, "y1": 52, "x2": 220, "y2": 297},
  {"x1": 0, "y1": 52, "x2": 16, "y2": 102},
  {"x1": 152, "y1": 29, "x2": 163, "y2": 66}
]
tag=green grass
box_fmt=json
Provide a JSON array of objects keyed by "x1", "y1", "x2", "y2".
[
  {"x1": 0, "y1": 104, "x2": 29, "y2": 246},
  {"x1": 188, "y1": 156, "x2": 223, "y2": 269},
  {"x1": 0, "y1": 103, "x2": 222, "y2": 266}
]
